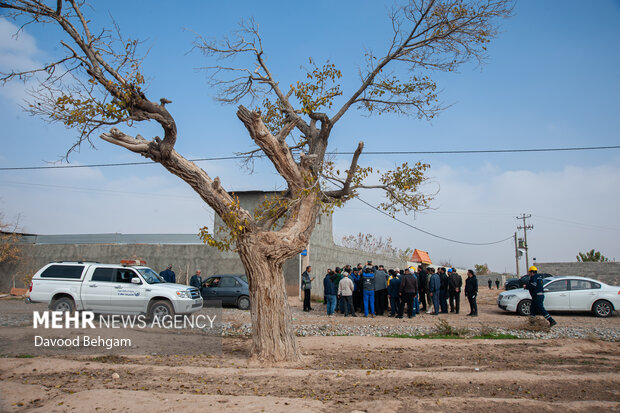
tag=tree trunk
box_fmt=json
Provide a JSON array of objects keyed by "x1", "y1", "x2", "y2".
[{"x1": 237, "y1": 239, "x2": 300, "y2": 362}]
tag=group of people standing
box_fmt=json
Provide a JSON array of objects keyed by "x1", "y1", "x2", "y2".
[{"x1": 302, "y1": 262, "x2": 480, "y2": 318}]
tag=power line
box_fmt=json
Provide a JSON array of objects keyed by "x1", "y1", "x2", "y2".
[
  {"x1": 355, "y1": 197, "x2": 514, "y2": 246},
  {"x1": 1, "y1": 144, "x2": 619, "y2": 171}
]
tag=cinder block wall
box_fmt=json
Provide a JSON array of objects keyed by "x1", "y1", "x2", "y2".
[{"x1": 536, "y1": 262, "x2": 620, "y2": 286}]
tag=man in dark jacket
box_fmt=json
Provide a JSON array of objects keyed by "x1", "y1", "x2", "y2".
[
  {"x1": 465, "y1": 269, "x2": 478, "y2": 316},
  {"x1": 527, "y1": 266, "x2": 557, "y2": 327},
  {"x1": 190, "y1": 270, "x2": 203, "y2": 289},
  {"x1": 301, "y1": 266, "x2": 315, "y2": 312},
  {"x1": 417, "y1": 265, "x2": 428, "y2": 312},
  {"x1": 160, "y1": 264, "x2": 176, "y2": 283},
  {"x1": 323, "y1": 270, "x2": 338, "y2": 316},
  {"x1": 374, "y1": 265, "x2": 388, "y2": 316},
  {"x1": 350, "y1": 268, "x2": 362, "y2": 312},
  {"x1": 387, "y1": 270, "x2": 401, "y2": 317},
  {"x1": 438, "y1": 267, "x2": 449, "y2": 313},
  {"x1": 448, "y1": 268, "x2": 462, "y2": 314},
  {"x1": 398, "y1": 268, "x2": 418, "y2": 318},
  {"x1": 428, "y1": 269, "x2": 441, "y2": 315}
]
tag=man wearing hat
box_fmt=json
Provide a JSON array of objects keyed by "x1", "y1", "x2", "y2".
[{"x1": 527, "y1": 266, "x2": 557, "y2": 327}]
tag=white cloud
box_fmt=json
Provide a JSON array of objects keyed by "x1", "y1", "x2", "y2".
[
  {"x1": 333, "y1": 160, "x2": 620, "y2": 273},
  {"x1": 0, "y1": 18, "x2": 43, "y2": 104}
]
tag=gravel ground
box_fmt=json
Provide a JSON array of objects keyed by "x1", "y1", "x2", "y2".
[
  {"x1": 219, "y1": 288, "x2": 620, "y2": 341},
  {"x1": 3, "y1": 287, "x2": 619, "y2": 341}
]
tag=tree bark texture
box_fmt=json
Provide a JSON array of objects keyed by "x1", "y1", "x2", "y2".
[{"x1": 237, "y1": 236, "x2": 300, "y2": 362}]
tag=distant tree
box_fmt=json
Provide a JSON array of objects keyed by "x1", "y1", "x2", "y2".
[
  {"x1": 0, "y1": 213, "x2": 21, "y2": 266},
  {"x1": 474, "y1": 263, "x2": 490, "y2": 275},
  {"x1": 576, "y1": 249, "x2": 609, "y2": 262},
  {"x1": 0, "y1": 0, "x2": 512, "y2": 362},
  {"x1": 340, "y1": 233, "x2": 411, "y2": 262},
  {"x1": 341, "y1": 233, "x2": 396, "y2": 256}
]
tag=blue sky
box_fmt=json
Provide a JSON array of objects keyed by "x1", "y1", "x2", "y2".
[{"x1": 0, "y1": 1, "x2": 619, "y2": 273}]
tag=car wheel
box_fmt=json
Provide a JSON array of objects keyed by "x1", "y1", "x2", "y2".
[
  {"x1": 592, "y1": 300, "x2": 613, "y2": 318},
  {"x1": 237, "y1": 296, "x2": 250, "y2": 310},
  {"x1": 51, "y1": 296, "x2": 76, "y2": 313},
  {"x1": 149, "y1": 300, "x2": 175, "y2": 320},
  {"x1": 517, "y1": 299, "x2": 531, "y2": 316}
]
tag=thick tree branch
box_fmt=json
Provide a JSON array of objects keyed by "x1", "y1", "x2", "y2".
[{"x1": 237, "y1": 105, "x2": 305, "y2": 190}]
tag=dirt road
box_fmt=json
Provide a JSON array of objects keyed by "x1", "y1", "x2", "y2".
[{"x1": 1, "y1": 288, "x2": 619, "y2": 412}]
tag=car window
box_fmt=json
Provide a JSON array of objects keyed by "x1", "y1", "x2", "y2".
[
  {"x1": 40, "y1": 265, "x2": 84, "y2": 279},
  {"x1": 92, "y1": 267, "x2": 115, "y2": 282},
  {"x1": 569, "y1": 280, "x2": 600, "y2": 290},
  {"x1": 239, "y1": 275, "x2": 248, "y2": 284},
  {"x1": 205, "y1": 277, "x2": 221, "y2": 288},
  {"x1": 115, "y1": 269, "x2": 137, "y2": 283},
  {"x1": 136, "y1": 268, "x2": 164, "y2": 284},
  {"x1": 545, "y1": 279, "x2": 568, "y2": 292},
  {"x1": 219, "y1": 277, "x2": 236, "y2": 288}
]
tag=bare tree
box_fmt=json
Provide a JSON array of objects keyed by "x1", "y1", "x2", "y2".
[
  {"x1": 0, "y1": 212, "x2": 21, "y2": 266},
  {"x1": 0, "y1": 0, "x2": 512, "y2": 361},
  {"x1": 340, "y1": 233, "x2": 412, "y2": 263}
]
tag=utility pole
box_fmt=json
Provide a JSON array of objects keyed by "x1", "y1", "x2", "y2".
[
  {"x1": 514, "y1": 232, "x2": 520, "y2": 276},
  {"x1": 516, "y1": 213, "x2": 533, "y2": 270}
]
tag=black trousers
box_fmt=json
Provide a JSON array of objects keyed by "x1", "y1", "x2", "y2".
[
  {"x1": 389, "y1": 295, "x2": 400, "y2": 315},
  {"x1": 439, "y1": 289, "x2": 448, "y2": 313},
  {"x1": 467, "y1": 294, "x2": 477, "y2": 315},
  {"x1": 419, "y1": 289, "x2": 427, "y2": 311},
  {"x1": 353, "y1": 289, "x2": 363, "y2": 311},
  {"x1": 303, "y1": 289, "x2": 311, "y2": 311},
  {"x1": 375, "y1": 289, "x2": 387, "y2": 315},
  {"x1": 341, "y1": 295, "x2": 354, "y2": 315},
  {"x1": 449, "y1": 290, "x2": 460, "y2": 313},
  {"x1": 399, "y1": 292, "x2": 415, "y2": 317}
]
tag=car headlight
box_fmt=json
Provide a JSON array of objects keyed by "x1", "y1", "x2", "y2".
[
  {"x1": 176, "y1": 290, "x2": 191, "y2": 298},
  {"x1": 502, "y1": 294, "x2": 516, "y2": 300}
]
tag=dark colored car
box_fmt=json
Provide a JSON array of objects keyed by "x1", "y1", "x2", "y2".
[
  {"x1": 200, "y1": 274, "x2": 250, "y2": 310},
  {"x1": 504, "y1": 273, "x2": 553, "y2": 290}
]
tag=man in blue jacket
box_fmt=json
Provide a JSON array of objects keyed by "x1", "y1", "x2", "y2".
[
  {"x1": 387, "y1": 270, "x2": 401, "y2": 317},
  {"x1": 527, "y1": 266, "x2": 557, "y2": 327},
  {"x1": 159, "y1": 264, "x2": 176, "y2": 283},
  {"x1": 323, "y1": 270, "x2": 338, "y2": 316},
  {"x1": 428, "y1": 269, "x2": 441, "y2": 315},
  {"x1": 362, "y1": 267, "x2": 375, "y2": 317}
]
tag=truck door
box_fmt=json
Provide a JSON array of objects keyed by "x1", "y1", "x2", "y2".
[
  {"x1": 110, "y1": 268, "x2": 146, "y2": 313},
  {"x1": 81, "y1": 267, "x2": 115, "y2": 311}
]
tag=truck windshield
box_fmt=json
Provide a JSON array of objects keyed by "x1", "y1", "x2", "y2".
[{"x1": 137, "y1": 268, "x2": 166, "y2": 284}]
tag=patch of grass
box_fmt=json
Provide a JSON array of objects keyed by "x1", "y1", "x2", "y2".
[
  {"x1": 15, "y1": 354, "x2": 36, "y2": 358},
  {"x1": 434, "y1": 318, "x2": 469, "y2": 336}
]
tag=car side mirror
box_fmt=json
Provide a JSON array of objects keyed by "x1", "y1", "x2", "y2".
[
  {"x1": 131, "y1": 277, "x2": 142, "y2": 284},
  {"x1": 543, "y1": 288, "x2": 549, "y2": 292}
]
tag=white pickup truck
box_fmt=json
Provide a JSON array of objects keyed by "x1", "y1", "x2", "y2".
[{"x1": 28, "y1": 261, "x2": 203, "y2": 318}]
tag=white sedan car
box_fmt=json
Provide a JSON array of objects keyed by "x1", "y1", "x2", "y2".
[{"x1": 497, "y1": 276, "x2": 620, "y2": 318}]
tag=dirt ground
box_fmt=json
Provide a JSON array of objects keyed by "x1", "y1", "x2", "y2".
[{"x1": 1, "y1": 288, "x2": 619, "y2": 412}]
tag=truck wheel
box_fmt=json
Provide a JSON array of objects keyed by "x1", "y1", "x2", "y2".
[
  {"x1": 592, "y1": 300, "x2": 613, "y2": 318},
  {"x1": 237, "y1": 296, "x2": 250, "y2": 310},
  {"x1": 516, "y1": 299, "x2": 531, "y2": 316},
  {"x1": 149, "y1": 300, "x2": 174, "y2": 320},
  {"x1": 51, "y1": 297, "x2": 76, "y2": 313}
]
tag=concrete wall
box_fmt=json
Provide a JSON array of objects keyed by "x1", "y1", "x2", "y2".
[
  {"x1": 0, "y1": 192, "x2": 408, "y2": 293},
  {"x1": 536, "y1": 262, "x2": 620, "y2": 286}
]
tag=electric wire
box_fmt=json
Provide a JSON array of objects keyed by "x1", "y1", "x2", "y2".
[
  {"x1": 355, "y1": 196, "x2": 514, "y2": 246},
  {"x1": 1, "y1": 145, "x2": 619, "y2": 171}
]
